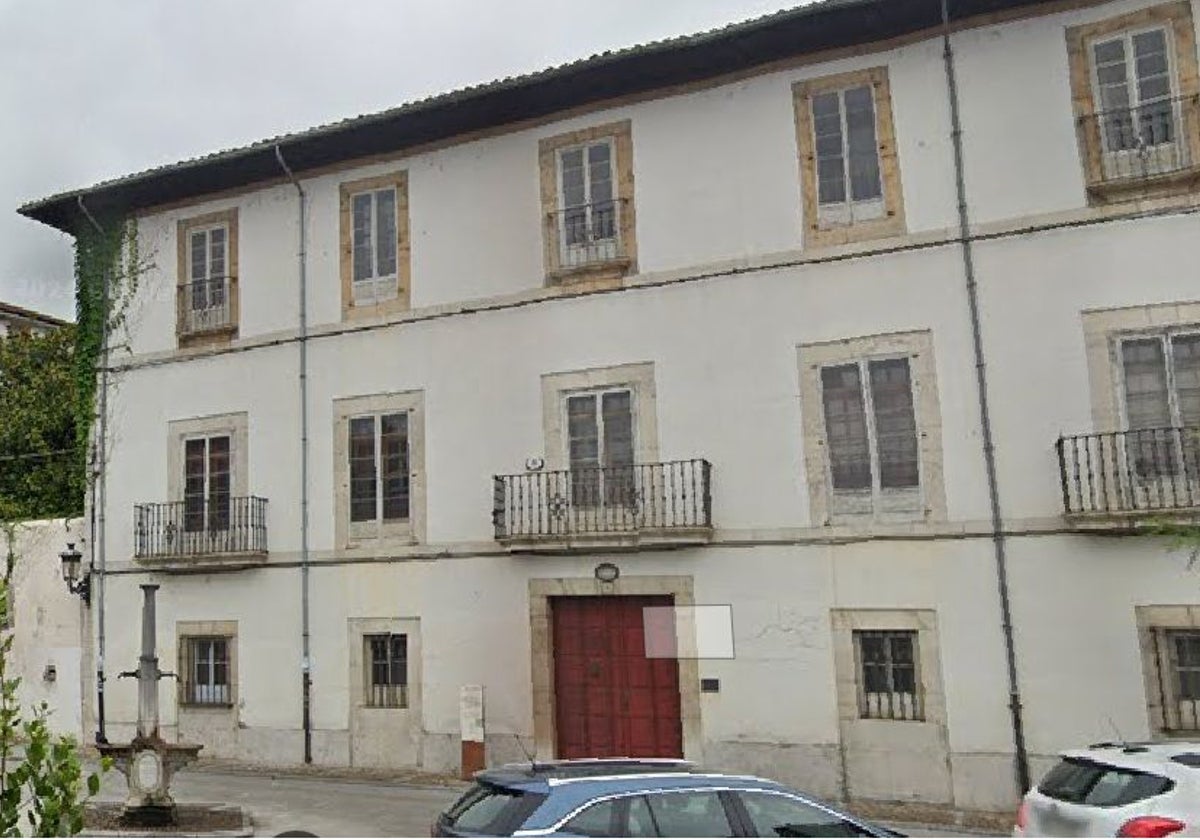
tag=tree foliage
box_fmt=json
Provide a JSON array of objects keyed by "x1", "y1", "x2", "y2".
[{"x1": 0, "y1": 329, "x2": 81, "y2": 521}]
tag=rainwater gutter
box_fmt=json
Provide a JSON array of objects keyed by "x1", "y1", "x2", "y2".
[
  {"x1": 76, "y1": 195, "x2": 108, "y2": 745},
  {"x1": 940, "y1": 0, "x2": 1031, "y2": 794},
  {"x1": 274, "y1": 145, "x2": 313, "y2": 764}
]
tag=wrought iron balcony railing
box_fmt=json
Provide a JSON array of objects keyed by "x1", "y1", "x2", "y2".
[
  {"x1": 493, "y1": 459, "x2": 712, "y2": 542},
  {"x1": 1078, "y1": 94, "x2": 1199, "y2": 183},
  {"x1": 1057, "y1": 427, "x2": 1200, "y2": 516},
  {"x1": 177, "y1": 276, "x2": 236, "y2": 335},
  {"x1": 134, "y1": 496, "x2": 268, "y2": 560},
  {"x1": 547, "y1": 198, "x2": 629, "y2": 273}
]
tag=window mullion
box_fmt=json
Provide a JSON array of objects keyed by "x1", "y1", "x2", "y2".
[
  {"x1": 373, "y1": 415, "x2": 382, "y2": 525},
  {"x1": 838, "y1": 89, "x2": 852, "y2": 210},
  {"x1": 1163, "y1": 333, "x2": 1184, "y2": 428},
  {"x1": 860, "y1": 361, "x2": 883, "y2": 508}
]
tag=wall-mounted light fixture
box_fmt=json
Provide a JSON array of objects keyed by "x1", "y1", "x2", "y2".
[{"x1": 60, "y1": 543, "x2": 91, "y2": 607}]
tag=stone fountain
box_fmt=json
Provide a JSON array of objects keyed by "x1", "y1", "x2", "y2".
[{"x1": 97, "y1": 584, "x2": 203, "y2": 828}]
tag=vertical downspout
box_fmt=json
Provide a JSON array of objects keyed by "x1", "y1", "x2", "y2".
[
  {"x1": 939, "y1": 0, "x2": 1030, "y2": 794},
  {"x1": 76, "y1": 197, "x2": 108, "y2": 745},
  {"x1": 274, "y1": 146, "x2": 313, "y2": 764}
]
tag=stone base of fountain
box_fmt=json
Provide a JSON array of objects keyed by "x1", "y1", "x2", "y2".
[
  {"x1": 84, "y1": 802, "x2": 251, "y2": 837},
  {"x1": 97, "y1": 733, "x2": 203, "y2": 828}
]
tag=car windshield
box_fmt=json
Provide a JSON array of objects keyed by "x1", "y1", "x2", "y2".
[{"x1": 444, "y1": 782, "x2": 541, "y2": 834}]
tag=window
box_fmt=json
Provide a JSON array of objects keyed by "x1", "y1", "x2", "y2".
[
  {"x1": 565, "y1": 389, "x2": 635, "y2": 506},
  {"x1": 811, "y1": 86, "x2": 883, "y2": 225},
  {"x1": 1119, "y1": 332, "x2": 1200, "y2": 481},
  {"x1": 556, "y1": 140, "x2": 619, "y2": 268},
  {"x1": 562, "y1": 798, "x2": 620, "y2": 837},
  {"x1": 1156, "y1": 628, "x2": 1200, "y2": 730},
  {"x1": 183, "y1": 435, "x2": 230, "y2": 532},
  {"x1": 364, "y1": 632, "x2": 408, "y2": 708},
  {"x1": 334, "y1": 391, "x2": 425, "y2": 548},
  {"x1": 351, "y1": 187, "x2": 398, "y2": 305},
  {"x1": 819, "y1": 357, "x2": 920, "y2": 514},
  {"x1": 176, "y1": 208, "x2": 238, "y2": 343},
  {"x1": 538, "y1": 121, "x2": 637, "y2": 281},
  {"x1": 1038, "y1": 757, "x2": 1173, "y2": 806},
  {"x1": 349, "y1": 412, "x2": 410, "y2": 525},
  {"x1": 737, "y1": 791, "x2": 873, "y2": 838},
  {"x1": 642, "y1": 791, "x2": 732, "y2": 838},
  {"x1": 793, "y1": 67, "x2": 905, "y2": 247},
  {"x1": 1066, "y1": 2, "x2": 1200, "y2": 194},
  {"x1": 339, "y1": 172, "x2": 409, "y2": 318},
  {"x1": 854, "y1": 629, "x2": 923, "y2": 721},
  {"x1": 182, "y1": 636, "x2": 231, "y2": 706}
]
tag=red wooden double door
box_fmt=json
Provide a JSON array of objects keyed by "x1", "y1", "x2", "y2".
[{"x1": 552, "y1": 595, "x2": 683, "y2": 759}]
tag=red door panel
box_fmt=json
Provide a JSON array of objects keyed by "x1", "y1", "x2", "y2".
[{"x1": 552, "y1": 595, "x2": 683, "y2": 759}]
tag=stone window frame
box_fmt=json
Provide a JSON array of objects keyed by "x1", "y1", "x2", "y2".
[
  {"x1": 166, "y1": 412, "x2": 249, "y2": 503},
  {"x1": 333, "y1": 390, "x2": 426, "y2": 550},
  {"x1": 176, "y1": 620, "x2": 238, "y2": 710},
  {"x1": 1081, "y1": 301, "x2": 1200, "y2": 432},
  {"x1": 830, "y1": 609, "x2": 946, "y2": 728},
  {"x1": 538, "y1": 120, "x2": 638, "y2": 286},
  {"x1": 528, "y1": 575, "x2": 700, "y2": 762},
  {"x1": 540, "y1": 362, "x2": 658, "y2": 472},
  {"x1": 1065, "y1": 1, "x2": 1200, "y2": 203},
  {"x1": 348, "y1": 617, "x2": 422, "y2": 716},
  {"x1": 1135, "y1": 606, "x2": 1200, "y2": 735},
  {"x1": 797, "y1": 330, "x2": 946, "y2": 527},
  {"x1": 792, "y1": 67, "x2": 906, "y2": 249},
  {"x1": 339, "y1": 171, "x2": 411, "y2": 321},
  {"x1": 176, "y1": 208, "x2": 239, "y2": 348}
]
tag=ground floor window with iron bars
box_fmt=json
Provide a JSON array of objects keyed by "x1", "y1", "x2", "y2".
[
  {"x1": 1155, "y1": 629, "x2": 1200, "y2": 732},
  {"x1": 365, "y1": 633, "x2": 408, "y2": 708},
  {"x1": 182, "y1": 636, "x2": 231, "y2": 706},
  {"x1": 854, "y1": 629, "x2": 923, "y2": 721}
]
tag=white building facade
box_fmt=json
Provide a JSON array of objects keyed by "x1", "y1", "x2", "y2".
[{"x1": 18, "y1": 0, "x2": 1200, "y2": 822}]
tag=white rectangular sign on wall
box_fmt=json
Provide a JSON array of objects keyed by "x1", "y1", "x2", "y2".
[{"x1": 460, "y1": 684, "x2": 485, "y2": 743}]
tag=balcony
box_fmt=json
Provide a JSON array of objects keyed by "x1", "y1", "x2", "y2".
[
  {"x1": 546, "y1": 198, "x2": 631, "y2": 280},
  {"x1": 1078, "y1": 94, "x2": 1200, "y2": 198},
  {"x1": 492, "y1": 459, "x2": 713, "y2": 553},
  {"x1": 134, "y1": 496, "x2": 268, "y2": 570},
  {"x1": 1056, "y1": 427, "x2": 1200, "y2": 528},
  {"x1": 177, "y1": 276, "x2": 237, "y2": 341}
]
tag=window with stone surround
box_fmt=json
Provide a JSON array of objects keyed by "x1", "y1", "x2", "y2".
[
  {"x1": 176, "y1": 208, "x2": 238, "y2": 346},
  {"x1": 1065, "y1": 2, "x2": 1200, "y2": 202},
  {"x1": 334, "y1": 391, "x2": 425, "y2": 549},
  {"x1": 798, "y1": 331, "x2": 945, "y2": 526},
  {"x1": 177, "y1": 621, "x2": 238, "y2": 709},
  {"x1": 854, "y1": 629, "x2": 923, "y2": 721},
  {"x1": 339, "y1": 171, "x2": 410, "y2": 319},
  {"x1": 1137, "y1": 607, "x2": 1200, "y2": 734},
  {"x1": 538, "y1": 121, "x2": 637, "y2": 284},
  {"x1": 792, "y1": 67, "x2": 905, "y2": 248}
]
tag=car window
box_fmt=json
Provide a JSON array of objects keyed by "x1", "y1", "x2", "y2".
[
  {"x1": 627, "y1": 796, "x2": 658, "y2": 837},
  {"x1": 443, "y1": 783, "x2": 541, "y2": 834},
  {"x1": 644, "y1": 790, "x2": 732, "y2": 837},
  {"x1": 563, "y1": 798, "x2": 619, "y2": 837},
  {"x1": 1038, "y1": 758, "x2": 1173, "y2": 807},
  {"x1": 738, "y1": 791, "x2": 874, "y2": 838}
]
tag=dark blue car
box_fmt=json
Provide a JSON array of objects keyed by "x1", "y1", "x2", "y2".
[{"x1": 432, "y1": 759, "x2": 900, "y2": 837}]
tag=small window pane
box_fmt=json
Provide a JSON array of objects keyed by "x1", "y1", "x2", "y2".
[
  {"x1": 1093, "y1": 38, "x2": 1126, "y2": 65},
  {"x1": 380, "y1": 413, "x2": 409, "y2": 521},
  {"x1": 190, "y1": 231, "x2": 208, "y2": 283},
  {"x1": 374, "y1": 189, "x2": 397, "y2": 278},
  {"x1": 352, "y1": 193, "x2": 374, "y2": 283},
  {"x1": 349, "y1": 416, "x2": 378, "y2": 523},
  {"x1": 844, "y1": 86, "x2": 881, "y2": 202}
]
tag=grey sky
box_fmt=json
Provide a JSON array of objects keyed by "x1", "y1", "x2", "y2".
[{"x1": 0, "y1": 0, "x2": 799, "y2": 320}]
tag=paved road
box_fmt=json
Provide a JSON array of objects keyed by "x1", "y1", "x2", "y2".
[{"x1": 94, "y1": 764, "x2": 994, "y2": 837}]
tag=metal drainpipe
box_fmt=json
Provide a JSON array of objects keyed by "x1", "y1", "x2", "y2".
[
  {"x1": 940, "y1": 0, "x2": 1030, "y2": 794},
  {"x1": 274, "y1": 145, "x2": 313, "y2": 764},
  {"x1": 75, "y1": 196, "x2": 108, "y2": 745}
]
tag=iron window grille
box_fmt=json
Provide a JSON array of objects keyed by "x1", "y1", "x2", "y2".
[
  {"x1": 364, "y1": 633, "x2": 408, "y2": 708},
  {"x1": 181, "y1": 636, "x2": 231, "y2": 706},
  {"x1": 854, "y1": 629, "x2": 923, "y2": 721},
  {"x1": 178, "y1": 276, "x2": 234, "y2": 335}
]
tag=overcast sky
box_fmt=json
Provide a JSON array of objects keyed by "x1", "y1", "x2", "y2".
[{"x1": 0, "y1": 0, "x2": 801, "y2": 320}]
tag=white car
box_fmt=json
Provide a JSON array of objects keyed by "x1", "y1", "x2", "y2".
[{"x1": 1016, "y1": 742, "x2": 1200, "y2": 837}]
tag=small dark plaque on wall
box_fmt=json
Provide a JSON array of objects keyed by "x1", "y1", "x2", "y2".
[{"x1": 700, "y1": 678, "x2": 720, "y2": 693}]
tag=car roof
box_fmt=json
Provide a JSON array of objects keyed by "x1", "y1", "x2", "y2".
[
  {"x1": 1060, "y1": 742, "x2": 1200, "y2": 777},
  {"x1": 477, "y1": 758, "x2": 698, "y2": 792}
]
